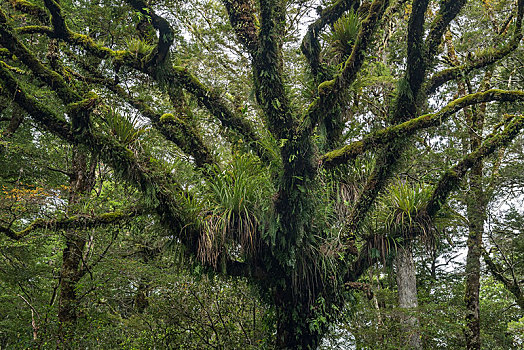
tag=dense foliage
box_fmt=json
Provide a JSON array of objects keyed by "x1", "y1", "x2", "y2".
[{"x1": 1, "y1": 0, "x2": 524, "y2": 349}]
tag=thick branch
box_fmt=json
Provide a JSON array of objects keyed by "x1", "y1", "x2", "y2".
[
  {"x1": 8, "y1": 0, "x2": 48, "y2": 24},
  {"x1": 42, "y1": 0, "x2": 67, "y2": 36},
  {"x1": 106, "y1": 82, "x2": 216, "y2": 168},
  {"x1": 0, "y1": 61, "x2": 74, "y2": 142},
  {"x1": 222, "y1": 0, "x2": 259, "y2": 55},
  {"x1": 254, "y1": 0, "x2": 294, "y2": 141},
  {"x1": 300, "y1": 0, "x2": 359, "y2": 78},
  {"x1": 302, "y1": 0, "x2": 389, "y2": 132},
  {"x1": 125, "y1": 0, "x2": 174, "y2": 66},
  {"x1": 322, "y1": 90, "x2": 524, "y2": 167},
  {"x1": 169, "y1": 66, "x2": 268, "y2": 161},
  {"x1": 424, "y1": 0, "x2": 467, "y2": 62}
]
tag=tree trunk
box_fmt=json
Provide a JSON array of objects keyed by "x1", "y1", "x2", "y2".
[
  {"x1": 58, "y1": 233, "x2": 86, "y2": 326},
  {"x1": 395, "y1": 244, "x2": 422, "y2": 349},
  {"x1": 463, "y1": 68, "x2": 492, "y2": 350},
  {"x1": 464, "y1": 163, "x2": 484, "y2": 350},
  {"x1": 273, "y1": 286, "x2": 324, "y2": 350},
  {"x1": 58, "y1": 149, "x2": 95, "y2": 337}
]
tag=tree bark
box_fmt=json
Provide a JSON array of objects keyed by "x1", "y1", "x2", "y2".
[
  {"x1": 273, "y1": 285, "x2": 324, "y2": 350},
  {"x1": 464, "y1": 162, "x2": 485, "y2": 350},
  {"x1": 58, "y1": 149, "x2": 95, "y2": 337},
  {"x1": 395, "y1": 244, "x2": 422, "y2": 349},
  {"x1": 463, "y1": 66, "x2": 492, "y2": 350}
]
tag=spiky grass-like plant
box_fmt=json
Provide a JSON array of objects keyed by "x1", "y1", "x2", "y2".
[
  {"x1": 377, "y1": 180, "x2": 433, "y2": 239},
  {"x1": 323, "y1": 9, "x2": 361, "y2": 65},
  {"x1": 104, "y1": 108, "x2": 146, "y2": 147},
  {"x1": 199, "y1": 154, "x2": 274, "y2": 267},
  {"x1": 126, "y1": 38, "x2": 154, "y2": 58},
  {"x1": 367, "y1": 180, "x2": 438, "y2": 262}
]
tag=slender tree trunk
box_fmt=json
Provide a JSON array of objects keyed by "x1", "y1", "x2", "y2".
[
  {"x1": 446, "y1": 32, "x2": 491, "y2": 349},
  {"x1": 58, "y1": 149, "x2": 95, "y2": 337},
  {"x1": 463, "y1": 68, "x2": 492, "y2": 350},
  {"x1": 464, "y1": 162, "x2": 485, "y2": 350},
  {"x1": 395, "y1": 244, "x2": 422, "y2": 349}
]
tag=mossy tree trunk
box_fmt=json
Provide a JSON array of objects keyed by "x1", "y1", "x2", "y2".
[
  {"x1": 58, "y1": 149, "x2": 96, "y2": 337},
  {"x1": 463, "y1": 69, "x2": 493, "y2": 350},
  {"x1": 464, "y1": 108, "x2": 487, "y2": 350}
]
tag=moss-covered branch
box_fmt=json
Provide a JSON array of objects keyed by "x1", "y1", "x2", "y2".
[
  {"x1": 0, "y1": 11, "x2": 80, "y2": 104},
  {"x1": 0, "y1": 61, "x2": 74, "y2": 142},
  {"x1": 254, "y1": 0, "x2": 295, "y2": 141},
  {"x1": 389, "y1": 0, "x2": 430, "y2": 122},
  {"x1": 125, "y1": 0, "x2": 174, "y2": 66},
  {"x1": 391, "y1": 0, "x2": 467, "y2": 122},
  {"x1": 426, "y1": 114, "x2": 524, "y2": 218},
  {"x1": 15, "y1": 25, "x2": 54, "y2": 35},
  {"x1": 300, "y1": 0, "x2": 359, "y2": 79},
  {"x1": 424, "y1": 0, "x2": 467, "y2": 63},
  {"x1": 106, "y1": 82, "x2": 216, "y2": 168},
  {"x1": 0, "y1": 208, "x2": 144, "y2": 241},
  {"x1": 302, "y1": 0, "x2": 389, "y2": 132},
  {"x1": 169, "y1": 66, "x2": 268, "y2": 162},
  {"x1": 42, "y1": 0, "x2": 68, "y2": 37},
  {"x1": 322, "y1": 89, "x2": 524, "y2": 167},
  {"x1": 222, "y1": 0, "x2": 259, "y2": 55},
  {"x1": 8, "y1": 0, "x2": 49, "y2": 24}
]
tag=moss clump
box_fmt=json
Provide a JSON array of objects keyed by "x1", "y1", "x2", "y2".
[
  {"x1": 99, "y1": 210, "x2": 124, "y2": 223},
  {"x1": 159, "y1": 113, "x2": 178, "y2": 123},
  {"x1": 66, "y1": 92, "x2": 99, "y2": 113},
  {"x1": 318, "y1": 79, "x2": 335, "y2": 95}
]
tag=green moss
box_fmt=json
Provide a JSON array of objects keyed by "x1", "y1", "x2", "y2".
[
  {"x1": 159, "y1": 113, "x2": 178, "y2": 123},
  {"x1": 318, "y1": 79, "x2": 335, "y2": 95},
  {"x1": 99, "y1": 211, "x2": 124, "y2": 223},
  {"x1": 66, "y1": 92, "x2": 99, "y2": 113},
  {"x1": 11, "y1": 0, "x2": 47, "y2": 20},
  {"x1": 323, "y1": 144, "x2": 351, "y2": 163},
  {"x1": 17, "y1": 217, "x2": 46, "y2": 236}
]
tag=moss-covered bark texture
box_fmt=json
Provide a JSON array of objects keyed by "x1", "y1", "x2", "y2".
[{"x1": 1, "y1": 0, "x2": 524, "y2": 348}]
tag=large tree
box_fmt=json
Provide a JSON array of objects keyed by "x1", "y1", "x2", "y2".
[{"x1": 1, "y1": 0, "x2": 524, "y2": 348}]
